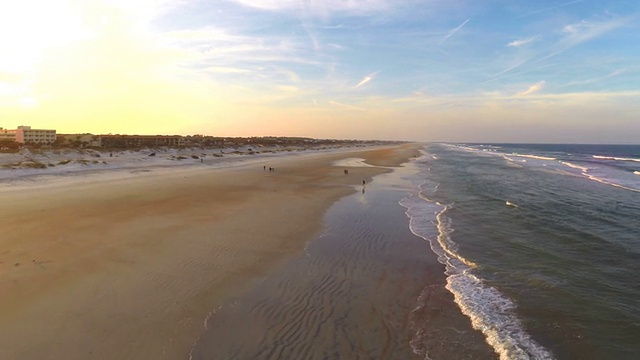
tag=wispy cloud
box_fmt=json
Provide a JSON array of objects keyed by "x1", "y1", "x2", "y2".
[
  {"x1": 519, "y1": 0, "x2": 586, "y2": 18},
  {"x1": 507, "y1": 36, "x2": 539, "y2": 47},
  {"x1": 276, "y1": 85, "x2": 300, "y2": 93},
  {"x1": 559, "y1": 69, "x2": 626, "y2": 88},
  {"x1": 353, "y1": 72, "x2": 379, "y2": 89},
  {"x1": 540, "y1": 16, "x2": 632, "y2": 61},
  {"x1": 493, "y1": 60, "x2": 527, "y2": 78},
  {"x1": 515, "y1": 81, "x2": 546, "y2": 96},
  {"x1": 161, "y1": 27, "x2": 244, "y2": 45},
  {"x1": 392, "y1": 88, "x2": 640, "y2": 108},
  {"x1": 562, "y1": 17, "x2": 628, "y2": 42},
  {"x1": 159, "y1": 25, "x2": 323, "y2": 79},
  {"x1": 328, "y1": 100, "x2": 366, "y2": 111},
  {"x1": 440, "y1": 19, "x2": 470, "y2": 44},
  {"x1": 199, "y1": 66, "x2": 252, "y2": 74},
  {"x1": 485, "y1": 63, "x2": 558, "y2": 84},
  {"x1": 230, "y1": 0, "x2": 393, "y2": 15},
  {"x1": 493, "y1": 15, "x2": 631, "y2": 79}
]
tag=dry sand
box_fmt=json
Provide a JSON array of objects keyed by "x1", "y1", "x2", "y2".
[{"x1": 0, "y1": 144, "x2": 422, "y2": 360}]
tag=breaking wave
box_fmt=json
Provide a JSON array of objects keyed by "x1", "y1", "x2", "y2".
[{"x1": 400, "y1": 153, "x2": 554, "y2": 360}]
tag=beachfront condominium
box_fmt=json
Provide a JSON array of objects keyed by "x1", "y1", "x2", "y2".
[
  {"x1": 0, "y1": 127, "x2": 17, "y2": 142},
  {"x1": 14, "y1": 126, "x2": 57, "y2": 144}
]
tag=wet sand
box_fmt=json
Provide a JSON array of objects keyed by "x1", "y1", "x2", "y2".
[
  {"x1": 188, "y1": 148, "x2": 496, "y2": 360},
  {"x1": 0, "y1": 144, "x2": 421, "y2": 360}
]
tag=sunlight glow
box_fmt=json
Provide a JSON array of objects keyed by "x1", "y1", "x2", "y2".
[
  {"x1": 0, "y1": 0, "x2": 637, "y2": 142},
  {"x1": 0, "y1": 1, "x2": 89, "y2": 72}
]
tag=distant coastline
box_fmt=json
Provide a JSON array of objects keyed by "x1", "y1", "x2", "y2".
[{"x1": 0, "y1": 139, "x2": 406, "y2": 184}]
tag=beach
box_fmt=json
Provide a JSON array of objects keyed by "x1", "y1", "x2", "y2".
[{"x1": 0, "y1": 144, "x2": 423, "y2": 360}]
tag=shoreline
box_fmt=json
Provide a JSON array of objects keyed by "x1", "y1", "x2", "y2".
[
  {"x1": 0, "y1": 145, "x2": 407, "y2": 191},
  {"x1": 0, "y1": 144, "x2": 399, "y2": 184},
  {"x1": 0, "y1": 143, "x2": 423, "y2": 360}
]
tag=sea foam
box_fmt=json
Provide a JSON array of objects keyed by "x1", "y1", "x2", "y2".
[
  {"x1": 593, "y1": 155, "x2": 640, "y2": 162},
  {"x1": 400, "y1": 150, "x2": 554, "y2": 360}
]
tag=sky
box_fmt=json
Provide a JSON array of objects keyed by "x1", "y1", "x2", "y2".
[{"x1": 0, "y1": 0, "x2": 639, "y2": 143}]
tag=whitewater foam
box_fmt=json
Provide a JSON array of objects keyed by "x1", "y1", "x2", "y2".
[
  {"x1": 560, "y1": 162, "x2": 640, "y2": 193},
  {"x1": 512, "y1": 153, "x2": 557, "y2": 161},
  {"x1": 593, "y1": 155, "x2": 640, "y2": 162},
  {"x1": 401, "y1": 149, "x2": 554, "y2": 360}
]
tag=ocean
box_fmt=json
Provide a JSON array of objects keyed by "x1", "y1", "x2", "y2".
[{"x1": 190, "y1": 143, "x2": 640, "y2": 360}]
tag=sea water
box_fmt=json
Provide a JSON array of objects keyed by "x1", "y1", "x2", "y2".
[{"x1": 403, "y1": 143, "x2": 640, "y2": 359}]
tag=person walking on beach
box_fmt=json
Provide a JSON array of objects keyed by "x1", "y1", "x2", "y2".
[{"x1": 362, "y1": 180, "x2": 366, "y2": 186}]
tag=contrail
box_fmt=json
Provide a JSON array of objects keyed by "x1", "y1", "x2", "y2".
[{"x1": 441, "y1": 18, "x2": 470, "y2": 44}]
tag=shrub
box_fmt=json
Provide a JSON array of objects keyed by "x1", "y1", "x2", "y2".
[{"x1": 25, "y1": 161, "x2": 47, "y2": 169}]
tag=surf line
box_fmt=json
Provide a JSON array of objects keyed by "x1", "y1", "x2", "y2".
[{"x1": 401, "y1": 184, "x2": 553, "y2": 359}]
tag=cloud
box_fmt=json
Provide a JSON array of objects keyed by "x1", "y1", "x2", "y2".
[
  {"x1": 391, "y1": 88, "x2": 640, "y2": 111},
  {"x1": 199, "y1": 66, "x2": 252, "y2": 74},
  {"x1": 493, "y1": 15, "x2": 630, "y2": 78},
  {"x1": 104, "y1": 0, "x2": 187, "y2": 22},
  {"x1": 328, "y1": 100, "x2": 366, "y2": 111},
  {"x1": 516, "y1": 81, "x2": 546, "y2": 96},
  {"x1": 561, "y1": 18, "x2": 627, "y2": 41},
  {"x1": 161, "y1": 26, "x2": 243, "y2": 45},
  {"x1": 540, "y1": 16, "x2": 632, "y2": 60},
  {"x1": 440, "y1": 19, "x2": 470, "y2": 44},
  {"x1": 518, "y1": 0, "x2": 586, "y2": 18},
  {"x1": 159, "y1": 25, "x2": 323, "y2": 79},
  {"x1": 230, "y1": 0, "x2": 392, "y2": 14},
  {"x1": 354, "y1": 76, "x2": 373, "y2": 88},
  {"x1": 559, "y1": 69, "x2": 626, "y2": 88},
  {"x1": 507, "y1": 36, "x2": 539, "y2": 47},
  {"x1": 276, "y1": 85, "x2": 300, "y2": 93},
  {"x1": 353, "y1": 72, "x2": 379, "y2": 89},
  {"x1": 488, "y1": 60, "x2": 530, "y2": 81}
]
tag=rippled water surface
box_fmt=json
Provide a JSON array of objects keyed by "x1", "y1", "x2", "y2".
[{"x1": 406, "y1": 144, "x2": 640, "y2": 359}]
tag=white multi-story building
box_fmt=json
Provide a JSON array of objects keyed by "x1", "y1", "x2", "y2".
[{"x1": 15, "y1": 126, "x2": 56, "y2": 144}]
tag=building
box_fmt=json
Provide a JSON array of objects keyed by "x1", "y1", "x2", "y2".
[
  {"x1": 100, "y1": 134, "x2": 183, "y2": 147},
  {"x1": 15, "y1": 126, "x2": 56, "y2": 144},
  {"x1": 57, "y1": 133, "x2": 102, "y2": 147},
  {"x1": 0, "y1": 127, "x2": 17, "y2": 142}
]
